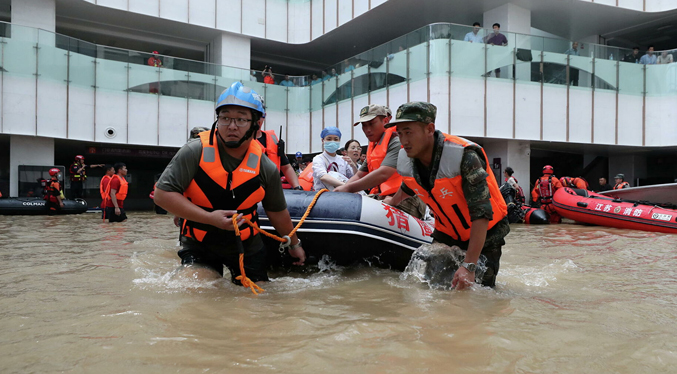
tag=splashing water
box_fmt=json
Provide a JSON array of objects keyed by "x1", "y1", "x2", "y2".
[{"x1": 401, "y1": 243, "x2": 487, "y2": 290}]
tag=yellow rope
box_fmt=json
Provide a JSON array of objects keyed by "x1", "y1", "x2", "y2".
[{"x1": 232, "y1": 188, "x2": 327, "y2": 295}]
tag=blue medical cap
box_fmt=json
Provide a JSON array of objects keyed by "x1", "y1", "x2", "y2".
[{"x1": 320, "y1": 126, "x2": 342, "y2": 139}]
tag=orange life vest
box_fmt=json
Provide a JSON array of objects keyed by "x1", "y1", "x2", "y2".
[
  {"x1": 614, "y1": 181, "x2": 630, "y2": 190},
  {"x1": 43, "y1": 179, "x2": 61, "y2": 203},
  {"x1": 257, "y1": 130, "x2": 281, "y2": 171},
  {"x1": 366, "y1": 127, "x2": 403, "y2": 196},
  {"x1": 398, "y1": 133, "x2": 507, "y2": 242},
  {"x1": 104, "y1": 174, "x2": 129, "y2": 202},
  {"x1": 100, "y1": 175, "x2": 112, "y2": 200},
  {"x1": 181, "y1": 131, "x2": 266, "y2": 245},
  {"x1": 298, "y1": 162, "x2": 314, "y2": 191}
]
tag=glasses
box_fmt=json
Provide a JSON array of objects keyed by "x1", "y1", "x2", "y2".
[
  {"x1": 218, "y1": 116, "x2": 252, "y2": 127},
  {"x1": 348, "y1": 146, "x2": 361, "y2": 151}
]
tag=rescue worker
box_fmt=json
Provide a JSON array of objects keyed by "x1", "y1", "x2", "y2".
[
  {"x1": 99, "y1": 165, "x2": 115, "y2": 217},
  {"x1": 153, "y1": 82, "x2": 305, "y2": 285},
  {"x1": 69, "y1": 155, "x2": 104, "y2": 199},
  {"x1": 255, "y1": 109, "x2": 302, "y2": 190},
  {"x1": 44, "y1": 168, "x2": 64, "y2": 214},
  {"x1": 531, "y1": 165, "x2": 563, "y2": 223},
  {"x1": 613, "y1": 174, "x2": 630, "y2": 190},
  {"x1": 334, "y1": 104, "x2": 426, "y2": 219},
  {"x1": 383, "y1": 102, "x2": 509, "y2": 289},
  {"x1": 503, "y1": 166, "x2": 526, "y2": 204},
  {"x1": 560, "y1": 176, "x2": 589, "y2": 190},
  {"x1": 103, "y1": 163, "x2": 129, "y2": 223}
]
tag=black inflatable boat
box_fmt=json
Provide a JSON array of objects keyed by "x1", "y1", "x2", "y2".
[{"x1": 0, "y1": 198, "x2": 88, "y2": 215}]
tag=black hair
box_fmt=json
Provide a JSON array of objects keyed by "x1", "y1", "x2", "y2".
[
  {"x1": 344, "y1": 139, "x2": 361, "y2": 152},
  {"x1": 493, "y1": 23, "x2": 500, "y2": 28},
  {"x1": 633, "y1": 46, "x2": 640, "y2": 50},
  {"x1": 114, "y1": 162, "x2": 126, "y2": 173},
  {"x1": 648, "y1": 45, "x2": 654, "y2": 49},
  {"x1": 473, "y1": 22, "x2": 480, "y2": 27},
  {"x1": 504, "y1": 166, "x2": 514, "y2": 176},
  {"x1": 104, "y1": 164, "x2": 114, "y2": 171}
]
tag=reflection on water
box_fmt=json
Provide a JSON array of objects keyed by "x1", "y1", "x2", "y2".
[{"x1": 1, "y1": 213, "x2": 677, "y2": 373}]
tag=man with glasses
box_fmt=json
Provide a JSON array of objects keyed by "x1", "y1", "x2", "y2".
[
  {"x1": 154, "y1": 82, "x2": 305, "y2": 285},
  {"x1": 463, "y1": 22, "x2": 484, "y2": 44}
]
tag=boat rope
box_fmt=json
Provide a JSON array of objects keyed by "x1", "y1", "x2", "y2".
[{"x1": 231, "y1": 188, "x2": 328, "y2": 295}]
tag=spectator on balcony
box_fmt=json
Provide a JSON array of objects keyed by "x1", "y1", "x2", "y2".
[
  {"x1": 249, "y1": 70, "x2": 258, "y2": 82},
  {"x1": 657, "y1": 51, "x2": 673, "y2": 64},
  {"x1": 463, "y1": 22, "x2": 484, "y2": 43},
  {"x1": 330, "y1": 68, "x2": 339, "y2": 78},
  {"x1": 148, "y1": 51, "x2": 163, "y2": 67},
  {"x1": 262, "y1": 66, "x2": 275, "y2": 84},
  {"x1": 310, "y1": 74, "x2": 322, "y2": 86},
  {"x1": 564, "y1": 42, "x2": 580, "y2": 86},
  {"x1": 321, "y1": 70, "x2": 331, "y2": 82},
  {"x1": 485, "y1": 23, "x2": 508, "y2": 78},
  {"x1": 622, "y1": 47, "x2": 641, "y2": 63},
  {"x1": 280, "y1": 75, "x2": 295, "y2": 87},
  {"x1": 343, "y1": 59, "x2": 355, "y2": 73},
  {"x1": 639, "y1": 45, "x2": 657, "y2": 65}
]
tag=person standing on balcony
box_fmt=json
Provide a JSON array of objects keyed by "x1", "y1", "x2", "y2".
[
  {"x1": 280, "y1": 75, "x2": 295, "y2": 87},
  {"x1": 639, "y1": 46, "x2": 657, "y2": 65},
  {"x1": 148, "y1": 51, "x2": 163, "y2": 67},
  {"x1": 463, "y1": 22, "x2": 484, "y2": 43},
  {"x1": 622, "y1": 47, "x2": 641, "y2": 63},
  {"x1": 564, "y1": 42, "x2": 580, "y2": 86},
  {"x1": 382, "y1": 102, "x2": 509, "y2": 289},
  {"x1": 657, "y1": 51, "x2": 673, "y2": 64},
  {"x1": 334, "y1": 104, "x2": 426, "y2": 219},
  {"x1": 485, "y1": 23, "x2": 508, "y2": 78},
  {"x1": 262, "y1": 66, "x2": 275, "y2": 84}
]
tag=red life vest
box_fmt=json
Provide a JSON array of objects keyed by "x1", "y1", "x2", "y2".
[
  {"x1": 181, "y1": 131, "x2": 265, "y2": 245},
  {"x1": 43, "y1": 179, "x2": 61, "y2": 203},
  {"x1": 70, "y1": 163, "x2": 86, "y2": 181},
  {"x1": 257, "y1": 130, "x2": 281, "y2": 171},
  {"x1": 537, "y1": 175, "x2": 555, "y2": 204},
  {"x1": 505, "y1": 176, "x2": 526, "y2": 204},
  {"x1": 366, "y1": 127, "x2": 403, "y2": 196},
  {"x1": 100, "y1": 175, "x2": 112, "y2": 200},
  {"x1": 398, "y1": 133, "x2": 507, "y2": 242},
  {"x1": 298, "y1": 162, "x2": 314, "y2": 191}
]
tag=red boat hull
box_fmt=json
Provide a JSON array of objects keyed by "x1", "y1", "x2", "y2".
[{"x1": 553, "y1": 188, "x2": 677, "y2": 234}]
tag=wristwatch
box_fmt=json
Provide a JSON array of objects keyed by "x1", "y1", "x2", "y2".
[
  {"x1": 460, "y1": 262, "x2": 476, "y2": 272},
  {"x1": 292, "y1": 186, "x2": 303, "y2": 190},
  {"x1": 290, "y1": 239, "x2": 302, "y2": 250}
]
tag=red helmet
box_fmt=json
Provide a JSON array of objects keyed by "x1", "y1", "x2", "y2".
[
  {"x1": 48, "y1": 168, "x2": 60, "y2": 176},
  {"x1": 152, "y1": 51, "x2": 159, "y2": 54},
  {"x1": 75, "y1": 155, "x2": 84, "y2": 161},
  {"x1": 543, "y1": 165, "x2": 554, "y2": 175},
  {"x1": 560, "y1": 176, "x2": 572, "y2": 186}
]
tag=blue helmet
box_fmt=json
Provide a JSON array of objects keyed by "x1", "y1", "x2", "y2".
[
  {"x1": 215, "y1": 81, "x2": 265, "y2": 116},
  {"x1": 320, "y1": 126, "x2": 342, "y2": 139}
]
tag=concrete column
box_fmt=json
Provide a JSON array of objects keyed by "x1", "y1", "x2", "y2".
[
  {"x1": 483, "y1": 139, "x2": 531, "y2": 187},
  {"x1": 11, "y1": 0, "x2": 56, "y2": 31},
  {"x1": 483, "y1": 3, "x2": 531, "y2": 80},
  {"x1": 9, "y1": 135, "x2": 55, "y2": 197},
  {"x1": 209, "y1": 32, "x2": 251, "y2": 71},
  {"x1": 609, "y1": 155, "x2": 647, "y2": 187}
]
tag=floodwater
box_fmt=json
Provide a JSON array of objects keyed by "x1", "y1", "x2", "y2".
[{"x1": 1, "y1": 212, "x2": 677, "y2": 373}]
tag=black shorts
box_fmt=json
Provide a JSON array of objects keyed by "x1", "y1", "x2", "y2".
[
  {"x1": 105, "y1": 207, "x2": 128, "y2": 222},
  {"x1": 178, "y1": 240, "x2": 269, "y2": 285}
]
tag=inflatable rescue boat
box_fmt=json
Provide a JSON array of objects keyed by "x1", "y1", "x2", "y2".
[
  {"x1": 499, "y1": 184, "x2": 549, "y2": 224},
  {"x1": 258, "y1": 190, "x2": 434, "y2": 270},
  {"x1": 0, "y1": 198, "x2": 88, "y2": 215},
  {"x1": 553, "y1": 188, "x2": 677, "y2": 234}
]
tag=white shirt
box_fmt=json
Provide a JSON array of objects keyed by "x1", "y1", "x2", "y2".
[{"x1": 312, "y1": 151, "x2": 355, "y2": 191}]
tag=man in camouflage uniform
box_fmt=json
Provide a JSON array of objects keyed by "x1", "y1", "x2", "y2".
[{"x1": 384, "y1": 102, "x2": 510, "y2": 289}]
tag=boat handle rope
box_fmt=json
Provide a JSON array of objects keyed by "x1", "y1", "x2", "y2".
[{"x1": 231, "y1": 188, "x2": 328, "y2": 295}]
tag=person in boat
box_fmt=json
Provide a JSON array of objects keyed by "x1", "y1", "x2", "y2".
[
  {"x1": 503, "y1": 166, "x2": 526, "y2": 204},
  {"x1": 597, "y1": 177, "x2": 613, "y2": 192},
  {"x1": 153, "y1": 81, "x2": 305, "y2": 284},
  {"x1": 344, "y1": 139, "x2": 362, "y2": 166},
  {"x1": 560, "y1": 176, "x2": 589, "y2": 190},
  {"x1": 103, "y1": 163, "x2": 129, "y2": 223},
  {"x1": 334, "y1": 104, "x2": 426, "y2": 219},
  {"x1": 311, "y1": 127, "x2": 358, "y2": 191},
  {"x1": 383, "y1": 102, "x2": 510, "y2": 289},
  {"x1": 531, "y1": 165, "x2": 563, "y2": 223},
  {"x1": 254, "y1": 104, "x2": 303, "y2": 191},
  {"x1": 44, "y1": 168, "x2": 64, "y2": 214},
  {"x1": 613, "y1": 174, "x2": 630, "y2": 190}
]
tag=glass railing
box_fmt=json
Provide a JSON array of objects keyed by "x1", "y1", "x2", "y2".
[{"x1": 1, "y1": 21, "x2": 676, "y2": 120}]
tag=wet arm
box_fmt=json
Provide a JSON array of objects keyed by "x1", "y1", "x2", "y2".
[{"x1": 340, "y1": 166, "x2": 396, "y2": 193}]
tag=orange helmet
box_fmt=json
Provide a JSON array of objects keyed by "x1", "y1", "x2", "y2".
[
  {"x1": 543, "y1": 165, "x2": 554, "y2": 175},
  {"x1": 48, "y1": 168, "x2": 60, "y2": 176},
  {"x1": 75, "y1": 155, "x2": 84, "y2": 161}
]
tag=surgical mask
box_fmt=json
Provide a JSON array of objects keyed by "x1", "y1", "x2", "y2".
[{"x1": 323, "y1": 141, "x2": 341, "y2": 153}]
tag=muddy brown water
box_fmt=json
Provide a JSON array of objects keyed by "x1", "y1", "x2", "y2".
[{"x1": 1, "y1": 212, "x2": 676, "y2": 373}]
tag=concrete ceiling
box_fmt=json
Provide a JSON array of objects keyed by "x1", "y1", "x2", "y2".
[{"x1": 1, "y1": 0, "x2": 675, "y2": 75}]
